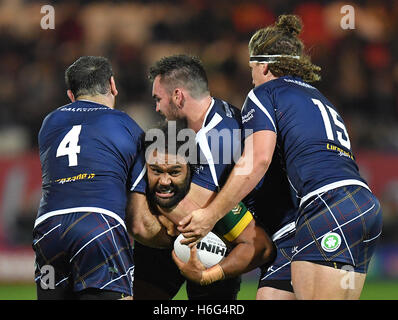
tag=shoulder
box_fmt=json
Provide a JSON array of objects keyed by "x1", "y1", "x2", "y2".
[
  {"x1": 218, "y1": 99, "x2": 240, "y2": 116},
  {"x1": 252, "y1": 77, "x2": 318, "y2": 107},
  {"x1": 273, "y1": 77, "x2": 319, "y2": 100},
  {"x1": 40, "y1": 103, "x2": 72, "y2": 131},
  {"x1": 211, "y1": 98, "x2": 241, "y2": 130},
  {"x1": 98, "y1": 109, "x2": 144, "y2": 136}
]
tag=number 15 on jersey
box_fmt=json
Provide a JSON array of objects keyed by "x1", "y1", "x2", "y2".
[
  {"x1": 56, "y1": 125, "x2": 82, "y2": 167},
  {"x1": 312, "y1": 99, "x2": 351, "y2": 150}
]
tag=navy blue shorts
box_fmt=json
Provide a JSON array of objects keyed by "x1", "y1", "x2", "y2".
[
  {"x1": 32, "y1": 212, "x2": 134, "y2": 297},
  {"x1": 292, "y1": 186, "x2": 383, "y2": 273},
  {"x1": 258, "y1": 231, "x2": 294, "y2": 292}
]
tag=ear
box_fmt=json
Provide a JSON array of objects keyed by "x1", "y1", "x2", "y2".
[
  {"x1": 110, "y1": 76, "x2": 118, "y2": 97},
  {"x1": 173, "y1": 88, "x2": 184, "y2": 109},
  {"x1": 67, "y1": 90, "x2": 75, "y2": 102},
  {"x1": 262, "y1": 63, "x2": 269, "y2": 76}
]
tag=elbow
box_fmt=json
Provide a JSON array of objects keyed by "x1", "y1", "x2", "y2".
[
  {"x1": 253, "y1": 229, "x2": 277, "y2": 267},
  {"x1": 255, "y1": 153, "x2": 272, "y2": 172},
  {"x1": 130, "y1": 221, "x2": 156, "y2": 247},
  {"x1": 130, "y1": 221, "x2": 150, "y2": 244},
  {"x1": 126, "y1": 208, "x2": 150, "y2": 240},
  {"x1": 261, "y1": 241, "x2": 276, "y2": 266},
  {"x1": 126, "y1": 210, "x2": 144, "y2": 239},
  {"x1": 131, "y1": 221, "x2": 145, "y2": 239},
  {"x1": 251, "y1": 241, "x2": 275, "y2": 269},
  {"x1": 130, "y1": 216, "x2": 158, "y2": 242}
]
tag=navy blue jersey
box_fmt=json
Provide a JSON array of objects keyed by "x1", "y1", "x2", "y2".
[
  {"x1": 191, "y1": 98, "x2": 297, "y2": 238},
  {"x1": 241, "y1": 76, "x2": 369, "y2": 207},
  {"x1": 132, "y1": 98, "x2": 243, "y2": 194},
  {"x1": 247, "y1": 150, "x2": 297, "y2": 238},
  {"x1": 36, "y1": 100, "x2": 146, "y2": 227},
  {"x1": 192, "y1": 98, "x2": 243, "y2": 191},
  {"x1": 130, "y1": 98, "x2": 295, "y2": 238}
]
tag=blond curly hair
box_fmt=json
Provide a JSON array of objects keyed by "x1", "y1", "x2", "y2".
[{"x1": 249, "y1": 15, "x2": 321, "y2": 82}]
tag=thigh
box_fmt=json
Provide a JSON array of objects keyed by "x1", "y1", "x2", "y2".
[
  {"x1": 293, "y1": 186, "x2": 383, "y2": 273},
  {"x1": 291, "y1": 260, "x2": 366, "y2": 300},
  {"x1": 133, "y1": 241, "x2": 185, "y2": 300},
  {"x1": 256, "y1": 286, "x2": 296, "y2": 300},
  {"x1": 257, "y1": 232, "x2": 295, "y2": 299}
]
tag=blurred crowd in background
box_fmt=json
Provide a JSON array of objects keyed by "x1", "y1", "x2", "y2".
[
  {"x1": 0, "y1": 0, "x2": 397, "y2": 252},
  {"x1": 1, "y1": 0, "x2": 398, "y2": 152}
]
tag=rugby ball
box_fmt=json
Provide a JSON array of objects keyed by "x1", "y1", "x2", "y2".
[{"x1": 174, "y1": 232, "x2": 227, "y2": 268}]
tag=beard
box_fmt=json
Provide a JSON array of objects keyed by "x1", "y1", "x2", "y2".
[
  {"x1": 165, "y1": 98, "x2": 182, "y2": 120},
  {"x1": 147, "y1": 176, "x2": 191, "y2": 211}
]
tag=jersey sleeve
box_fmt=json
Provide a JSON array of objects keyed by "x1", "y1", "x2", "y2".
[
  {"x1": 105, "y1": 112, "x2": 147, "y2": 194},
  {"x1": 191, "y1": 125, "x2": 237, "y2": 192},
  {"x1": 129, "y1": 144, "x2": 147, "y2": 194},
  {"x1": 241, "y1": 88, "x2": 276, "y2": 139},
  {"x1": 213, "y1": 202, "x2": 253, "y2": 242},
  {"x1": 191, "y1": 167, "x2": 218, "y2": 191}
]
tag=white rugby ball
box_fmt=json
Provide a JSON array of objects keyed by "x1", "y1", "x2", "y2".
[{"x1": 174, "y1": 232, "x2": 227, "y2": 268}]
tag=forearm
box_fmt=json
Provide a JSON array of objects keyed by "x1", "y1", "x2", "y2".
[
  {"x1": 206, "y1": 131, "x2": 275, "y2": 222},
  {"x1": 176, "y1": 221, "x2": 275, "y2": 286},
  {"x1": 219, "y1": 244, "x2": 262, "y2": 279},
  {"x1": 132, "y1": 215, "x2": 173, "y2": 249},
  {"x1": 127, "y1": 192, "x2": 173, "y2": 248},
  {"x1": 219, "y1": 224, "x2": 275, "y2": 279},
  {"x1": 208, "y1": 155, "x2": 270, "y2": 223},
  {"x1": 155, "y1": 197, "x2": 199, "y2": 225},
  {"x1": 200, "y1": 225, "x2": 274, "y2": 285}
]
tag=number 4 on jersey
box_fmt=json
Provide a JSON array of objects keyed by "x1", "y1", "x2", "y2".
[{"x1": 56, "y1": 125, "x2": 82, "y2": 166}]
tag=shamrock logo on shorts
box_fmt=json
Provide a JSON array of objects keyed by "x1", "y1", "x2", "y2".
[{"x1": 321, "y1": 232, "x2": 342, "y2": 252}]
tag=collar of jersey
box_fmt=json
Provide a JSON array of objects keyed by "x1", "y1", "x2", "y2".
[
  {"x1": 76, "y1": 99, "x2": 111, "y2": 108},
  {"x1": 254, "y1": 75, "x2": 300, "y2": 90},
  {"x1": 200, "y1": 97, "x2": 215, "y2": 129}
]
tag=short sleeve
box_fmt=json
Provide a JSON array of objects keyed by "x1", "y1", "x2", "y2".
[
  {"x1": 111, "y1": 114, "x2": 146, "y2": 194},
  {"x1": 129, "y1": 144, "x2": 147, "y2": 194},
  {"x1": 241, "y1": 88, "x2": 276, "y2": 139},
  {"x1": 191, "y1": 126, "x2": 238, "y2": 192}
]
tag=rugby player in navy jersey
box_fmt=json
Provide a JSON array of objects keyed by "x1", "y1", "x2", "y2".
[
  {"x1": 131, "y1": 121, "x2": 274, "y2": 299},
  {"x1": 179, "y1": 15, "x2": 383, "y2": 299},
  {"x1": 32, "y1": 56, "x2": 170, "y2": 300},
  {"x1": 129, "y1": 55, "x2": 275, "y2": 298}
]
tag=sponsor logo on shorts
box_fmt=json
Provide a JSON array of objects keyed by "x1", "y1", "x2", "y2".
[{"x1": 321, "y1": 232, "x2": 342, "y2": 252}]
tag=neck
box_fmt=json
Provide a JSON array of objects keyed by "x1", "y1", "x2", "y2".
[
  {"x1": 76, "y1": 94, "x2": 114, "y2": 109},
  {"x1": 264, "y1": 71, "x2": 278, "y2": 83},
  {"x1": 186, "y1": 95, "x2": 213, "y2": 133}
]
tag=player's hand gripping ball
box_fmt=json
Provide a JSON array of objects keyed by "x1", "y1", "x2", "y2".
[{"x1": 174, "y1": 231, "x2": 227, "y2": 268}]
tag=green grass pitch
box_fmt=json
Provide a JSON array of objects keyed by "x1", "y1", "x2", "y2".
[{"x1": 0, "y1": 280, "x2": 397, "y2": 300}]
